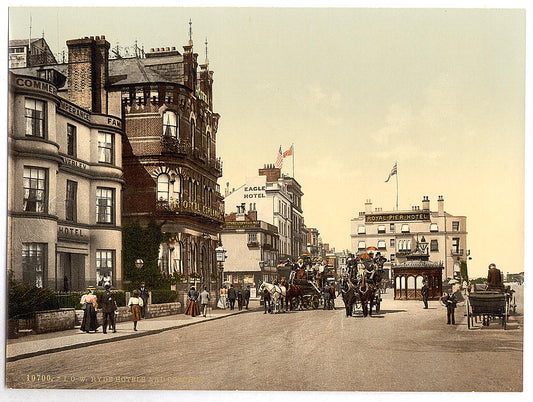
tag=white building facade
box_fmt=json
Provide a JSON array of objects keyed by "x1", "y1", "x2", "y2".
[{"x1": 350, "y1": 196, "x2": 467, "y2": 280}]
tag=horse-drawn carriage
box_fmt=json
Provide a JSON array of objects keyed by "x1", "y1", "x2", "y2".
[
  {"x1": 340, "y1": 250, "x2": 386, "y2": 317},
  {"x1": 466, "y1": 284, "x2": 515, "y2": 330}
]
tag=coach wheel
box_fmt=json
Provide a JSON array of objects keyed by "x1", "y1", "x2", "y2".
[{"x1": 311, "y1": 296, "x2": 319, "y2": 309}]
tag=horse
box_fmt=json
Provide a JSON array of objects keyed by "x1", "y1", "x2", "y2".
[
  {"x1": 339, "y1": 277, "x2": 357, "y2": 317},
  {"x1": 258, "y1": 281, "x2": 286, "y2": 313},
  {"x1": 280, "y1": 279, "x2": 304, "y2": 311},
  {"x1": 357, "y1": 275, "x2": 376, "y2": 317}
]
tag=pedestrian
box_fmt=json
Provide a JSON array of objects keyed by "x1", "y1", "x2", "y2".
[
  {"x1": 128, "y1": 289, "x2": 144, "y2": 331},
  {"x1": 101, "y1": 283, "x2": 117, "y2": 333},
  {"x1": 244, "y1": 285, "x2": 251, "y2": 309},
  {"x1": 217, "y1": 285, "x2": 228, "y2": 309},
  {"x1": 184, "y1": 286, "x2": 200, "y2": 317},
  {"x1": 228, "y1": 284, "x2": 237, "y2": 310},
  {"x1": 323, "y1": 284, "x2": 331, "y2": 310},
  {"x1": 139, "y1": 282, "x2": 149, "y2": 319},
  {"x1": 199, "y1": 287, "x2": 210, "y2": 317},
  {"x1": 421, "y1": 279, "x2": 429, "y2": 309},
  {"x1": 263, "y1": 287, "x2": 272, "y2": 314},
  {"x1": 237, "y1": 286, "x2": 243, "y2": 311},
  {"x1": 441, "y1": 292, "x2": 457, "y2": 325},
  {"x1": 80, "y1": 286, "x2": 99, "y2": 333}
]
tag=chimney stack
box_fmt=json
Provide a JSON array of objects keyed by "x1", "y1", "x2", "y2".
[
  {"x1": 437, "y1": 195, "x2": 444, "y2": 216},
  {"x1": 365, "y1": 199, "x2": 372, "y2": 214},
  {"x1": 422, "y1": 196, "x2": 430, "y2": 211},
  {"x1": 67, "y1": 35, "x2": 110, "y2": 113}
]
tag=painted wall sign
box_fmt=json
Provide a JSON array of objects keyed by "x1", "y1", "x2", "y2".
[
  {"x1": 13, "y1": 76, "x2": 57, "y2": 95},
  {"x1": 243, "y1": 185, "x2": 266, "y2": 199},
  {"x1": 59, "y1": 99, "x2": 90, "y2": 122},
  {"x1": 58, "y1": 226, "x2": 89, "y2": 241},
  {"x1": 61, "y1": 156, "x2": 88, "y2": 170},
  {"x1": 365, "y1": 213, "x2": 431, "y2": 223}
]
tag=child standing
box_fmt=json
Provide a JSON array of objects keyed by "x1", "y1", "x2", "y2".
[{"x1": 128, "y1": 289, "x2": 144, "y2": 331}]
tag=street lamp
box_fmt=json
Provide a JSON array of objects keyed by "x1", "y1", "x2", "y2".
[
  {"x1": 135, "y1": 258, "x2": 144, "y2": 269},
  {"x1": 215, "y1": 245, "x2": 227, "y2": 288}
]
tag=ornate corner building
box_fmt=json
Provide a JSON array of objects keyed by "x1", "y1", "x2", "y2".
[{"x1": 113, "y1": 41, "x2": 224, "y2": 288}]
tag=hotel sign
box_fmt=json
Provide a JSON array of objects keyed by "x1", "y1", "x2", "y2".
[
  {"x1": 59, "y1": 100, "x2": 90, "y2": 122},
  {"x1": 61, "y1": 156, "x2": 88, "y2": 170},
  {"x1": 365, "y1": 213, "x2": 430, "y2": 223},
  {"x1": 13, "y1": 76, "x2": 57, "y2": 96},
  {"x1": 58, "y1": 226, "x2": 89, "y2": 241},
  {"x1": 244, "y1": 185, "x2": 266, "y2": 199},
  {"x1": 225, "y1": 221, "x2": 261, "y2": 229}
]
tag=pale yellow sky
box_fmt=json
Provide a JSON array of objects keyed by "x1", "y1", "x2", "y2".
[{"x1": 7, "y1": 6, "x2": 526, "y2": 278}]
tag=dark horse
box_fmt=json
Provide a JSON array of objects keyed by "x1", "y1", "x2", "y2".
[
  {"x1": 339, "y1": 277, "x2": 357, "y2": 317},
  {"x1": 280, "y1": 279, "x2": 304, "y2": 311},
  {"x1": 357, "y1": 275, "x2": 376, "y2": 317}
]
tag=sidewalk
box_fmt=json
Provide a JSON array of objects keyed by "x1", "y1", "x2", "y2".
[{"x1": 7, "y1": 301, "x2": 259, "y2": 362}]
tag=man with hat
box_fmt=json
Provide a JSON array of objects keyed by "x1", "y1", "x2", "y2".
[
  {"x1": 101, "y1": 283, "x2": 118, "y2": 333},
  {"x1": 139, "y1": 282, "x2": 149, "y2": 319},
  {"x1": 421, "y1": 278, "x2": 429, "y2": 309}
]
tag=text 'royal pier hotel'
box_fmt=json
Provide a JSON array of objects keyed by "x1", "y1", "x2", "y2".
[
  {"x1": 351, "y1": 196, "x2": 467, "y2": 280},
  {"x1": 8, "y1": 34, "x2": 224, "y2": 290}
]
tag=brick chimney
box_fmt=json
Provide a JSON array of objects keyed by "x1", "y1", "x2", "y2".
[
  {"x1": 258, "y1": 164, "x2": 281, "y2": 183},
  {"x1": 422, "y1": 196, "x2": 430, "y2": 211},
  {"x1": 437, "y1": 195, "x2": 444, "y2": 216},
  {"x1": 365, "y1": 199, "x2": 372, "y2": 214},
  {"x1": 67, "y1": 35, "x2": 110, "y2": 113}
]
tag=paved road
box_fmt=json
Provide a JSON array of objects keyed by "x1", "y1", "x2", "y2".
[{"x1": 5, "y1": 291, "x2": 523, "y2": 392}]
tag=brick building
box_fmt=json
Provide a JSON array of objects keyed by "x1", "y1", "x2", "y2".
[
  {"x1": 8, "y1": 36, "x2": 124, "y2": 290},
  {"x1": 110, "y1": 39, "x2": 224, "y2": 291}
]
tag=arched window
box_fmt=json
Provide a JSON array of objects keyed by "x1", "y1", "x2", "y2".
[
  {"x1": 430, "y1": 223, "x2": 438, "y2": 232},
  {"x1": 358, "y1": 241, "x2": 366, "y2": 250},
  {"x1": 206, "y1": 132, "x2": 211, "y2": 160},
  {"x1": 174, "y1": 242, "x2": 183, "y2": 274},
  {"x1": 172, "y1": 175, "x2": 182, "y2": 201},
  {"x1": 190, "y1": 119, "x2": 196, "y2": 148},
  {"x1": 188, "y1": 179, "x2": 193, "y2": 201},
  {"x1": 163, "y1": 111, "x2": 178, "y2": 138},
  {"x1": 401, "y1": 224, "x2": 410, "y2": 233},
  {"x1": 157, "y1": 174, "x2": 169, "y2": 201}
]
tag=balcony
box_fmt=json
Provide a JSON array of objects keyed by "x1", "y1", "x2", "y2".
[
  {"x1": 247, "y1": 241, "x2": 260, "y2": 248},
  {"x1": 396, "y1": 250, "x2": 412, "y2": 257},
  {"x1": 161, "y1": 137, "x2": 191, "y2": 154},
  {"x1": 155, "y1": 199, "x2": 224, "y2": 224},
  {"x1": 451, "y1": 248, "x2": 464, "y2": 256}
]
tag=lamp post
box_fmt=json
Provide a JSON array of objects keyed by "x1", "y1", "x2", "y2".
[{"x1": 215, "y1": 245, "x2": 227, "y2": 290}]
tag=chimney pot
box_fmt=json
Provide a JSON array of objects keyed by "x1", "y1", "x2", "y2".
[
  {"x1": 166, "y1": 47, "x2": 170, "y2": 51},
  {"x1": 102, "y1": 35, "x2": 105, "y2": 39}
]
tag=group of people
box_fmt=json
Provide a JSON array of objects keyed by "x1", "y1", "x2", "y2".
[
  {"x1": 184, "y1": 286, "x2": 211, "y2": 317},
  {"x1": 217, "y1": 284, "x2": 251, "y2": 311},
  {"x1": 79, "y1": 282, "x2": 149, "y2": 333},
  {"x1": 290, "y1": 257, "x2": 329, "y2": 288}
]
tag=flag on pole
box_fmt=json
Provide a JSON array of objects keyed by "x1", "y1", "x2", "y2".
[
  {"x1": 283, "y1": 145, "x2": 293, "y2": 158},
  {"x1": 385, "y1": 163, "x2": 397, "y2": 183},
  {"x1": 275, "y1": 146, "x2": 284, "y2": 168}
]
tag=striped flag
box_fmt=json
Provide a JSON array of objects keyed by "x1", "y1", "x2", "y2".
[
  {"x1": 275, "y1": 146, "x2": 284, "y2": 168},
  {"x1": 385, "y1": 163, "x2": 397, "y2": 183},
  {"x1": 283, "y1": 145, "x2": 293, "y2": 158}
]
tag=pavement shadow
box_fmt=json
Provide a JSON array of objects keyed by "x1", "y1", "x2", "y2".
[{"x1": 373, "y1": 309, "x2": 407, "y2": 314}]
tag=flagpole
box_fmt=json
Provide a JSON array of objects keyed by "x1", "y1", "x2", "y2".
[
  {"x1": 292, "y1": 144, "x2": 295, "y2": 178},
  {"x1": 395, "y1": 161, "x2": 399, "y2": 211}
]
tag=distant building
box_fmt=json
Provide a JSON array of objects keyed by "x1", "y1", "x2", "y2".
[
  {"x1": 350, "y1": 196, "x2": 467, "y2": 280},
  {"x1": 9, "y1": 38, "x2": 57, "y2": 68},
  {"x1": 222, "y1": 210, "x2": 280, "y2": 295},
  {"x1": 224, "y1": 164, "x2": 305, "y2": 261}
]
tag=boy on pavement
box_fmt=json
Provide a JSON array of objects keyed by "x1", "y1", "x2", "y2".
[{"x1": 199, "y1": 287, "x2": 210, "y2": 317}]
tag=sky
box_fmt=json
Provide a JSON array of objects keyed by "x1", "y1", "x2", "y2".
[{"x1": 7, "y1": 5, "x2": 527, "y2": 278}]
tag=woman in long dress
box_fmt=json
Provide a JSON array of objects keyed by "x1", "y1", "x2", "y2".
[
  {"x1": 80, "y1": 286, "x2": 99, "y2": 333},
  {"x1": 184, "y1": 286, "x2": 200, "y2": 316},
  {"x1": 128, "y1": 289, "x2": 144, "y2": 331},
  {"x1": 217, "y1": 286, "x2": 228, "y2": 309}
]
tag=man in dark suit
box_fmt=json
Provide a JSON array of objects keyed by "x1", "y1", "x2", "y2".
[
  {"x1": 101, "y1": 284, "x2": 117, "y2": 333},
  {"x1": 228, "y1": 284, "x2": 237, "y2": 310},
  {"x1": 421, "y1": 279, "x2": 429, "y2": 309},
  {"x1": 237, "y1": 286, "x2": 243, "y2": 311},
  {"x1": 139, "y1": 282, "x2": 149, "y2": 318},
  {"x1": 244, "y1": 286, "x2": 251, "y2": 309},
  {"x1": 487, "y1": 263, "x2": 503, "y2": 289}
]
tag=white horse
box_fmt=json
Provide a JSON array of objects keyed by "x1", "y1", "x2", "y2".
[{"x1": 259, "y1": 281, "x2": 287, "y2": 313}]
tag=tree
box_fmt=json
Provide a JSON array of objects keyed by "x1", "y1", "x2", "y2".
[{"x1": 460, "y1": 261, "x2": 469, "y2": 282}]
